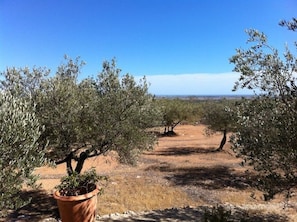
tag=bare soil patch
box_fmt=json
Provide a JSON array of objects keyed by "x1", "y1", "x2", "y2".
[{"x1": 5, "y1": 124, "x2": 297, "y2": 221}]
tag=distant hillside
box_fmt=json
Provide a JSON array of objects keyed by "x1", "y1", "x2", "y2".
[{"x1": 155, "y1": 95, "x2": 254, "y2": 100}]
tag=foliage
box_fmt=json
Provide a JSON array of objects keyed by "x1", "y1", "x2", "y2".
[
  {"x1": 279, "y1": 18, "x2": 297, "y2": 31},
  {"x1": 229, "y1": 18, "x2": 297, "y2": 199},
  {"x1": 202, "y1": 100, "x2": 238, "y2": 133},
  {"x1": 56, "y1": 168, "x2": 108, "y2": 196},
  {"x1": 92, "y1": 60, "x2": 160, "y2": 164},
  {"x1": 201, "y1": 99, "x2": 238, "y2": 150},
  {"x1": 181, "y1": 99, "x2": 205, "y2": 124},
  {"x1": 0, "y1": 56, "x2": 159, "y2": 176},
  {"x1": 0, "y1": 93, "x2": 46, "y2": 215},
  {"x1": 157, "y1": 98, "x2": 197, "y2": 134}
]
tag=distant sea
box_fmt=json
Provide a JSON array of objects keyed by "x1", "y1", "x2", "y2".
[{"x1": 155, "y1": 95, "x2": 254, "y2": 100}]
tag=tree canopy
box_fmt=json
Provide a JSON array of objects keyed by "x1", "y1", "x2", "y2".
[
  {"x1": 230, "y1": 18, "x2": 297, "y2": 200},
  {"x1": 0, "y1": 57, "x2": 160, "y2": 177},
  {"x1": 201, "y1": 99, "x2": 238, "y2": 150},
  {"x1": 157, "y1": 98, "x2": 196, "y2": 135},
  {"x1": 0, "y1": 93, "x2": 46, "y2": 215}
]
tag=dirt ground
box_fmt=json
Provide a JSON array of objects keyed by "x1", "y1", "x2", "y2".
[{"x1": 6, "y1": 124, "x2": 297, "y2": 221}]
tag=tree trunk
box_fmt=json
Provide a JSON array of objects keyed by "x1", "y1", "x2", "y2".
[
  {"x1": 74, "y1": 151, "x2": 89, "y2": 174},
  {"x1": 164, "y1": 127, "x2": 168, "y2": 134},
  {"x1": 66, "y1": 153, "x2": 74, "y2": 175},
  {"x1": 65, "y1": 151, "x2": 89, "y2": 175},
  {"x1": 217, "y1": 129, "x2": 227, "y2": 151}
]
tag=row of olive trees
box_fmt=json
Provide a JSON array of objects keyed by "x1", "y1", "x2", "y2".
[
  {"x1": 0, "y1": 57, "x2": 161, "y2": 213},
  {"x1": 158, "y1": 97, "x2": 238, "y2": 151}
]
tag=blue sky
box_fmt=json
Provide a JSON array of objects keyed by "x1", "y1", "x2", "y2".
[{"x1": 0, "y1": 0, "x2": 296, "y2": 95}]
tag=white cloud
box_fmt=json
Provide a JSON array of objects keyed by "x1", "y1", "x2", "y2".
[{"x1": 135, "y1": 72, "x2": 252, "y2": 95}]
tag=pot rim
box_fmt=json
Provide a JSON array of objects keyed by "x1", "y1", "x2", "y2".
[{"x1": 53, "y1": 185, "x2": 100, "y2": 201}]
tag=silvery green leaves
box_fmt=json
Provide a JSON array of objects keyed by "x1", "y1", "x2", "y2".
[
  {"x1": 0, "y1": 93, "x2": 46, "y2": 215},
  {"x1": 230, "y1": 29, "x2": 296, "y2": 97},
  {"x1": 279, "y1": 18, "x2": 297, "y2": 31},
  {"x1": 230, "y1": 18, "x2": 297, "y2": 200}
]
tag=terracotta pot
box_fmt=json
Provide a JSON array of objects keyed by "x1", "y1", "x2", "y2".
[{"x1": 53, "y1": 185, "x2": 99, "y2": 222}]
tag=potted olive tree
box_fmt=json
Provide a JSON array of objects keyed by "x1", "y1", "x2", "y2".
[
  {"x1": 53, "y1": 169, "x2": 107, "y2": 222},
  {"x1": 0, "y1": 56, "x2": 160, "y2": 221}
]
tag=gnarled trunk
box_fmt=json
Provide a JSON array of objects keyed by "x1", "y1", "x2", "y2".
[
  {"x1": 74, "y1": 151, "x2": 89, "y2": 174},
  {"x1": 217, "y1": 129, "x2": 227, "y2": 151}
]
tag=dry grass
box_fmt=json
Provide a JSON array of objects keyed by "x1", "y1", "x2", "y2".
[{"x1": 98, "y1": 174, "x2": 199, "y2": 215}]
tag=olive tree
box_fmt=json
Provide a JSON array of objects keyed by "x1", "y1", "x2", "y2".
[
  {"x1": 202, "y1": 100, "x2": 237, "y2": 151},
  {"x1": 158, "y1": 98, "x2": 193, "y2": 135},
  {"x1": 75, "y1": 59, "x2": 159, "y2": 167},
  {"x1": 1, "y1": 57, "x2": 159, "y2": 176},
  {"x1": 230, "y1": 18, "x2": 297, "y2": 200},
  {"x1": 0, "y1": 93, "x2": 46, "y2": 215}
]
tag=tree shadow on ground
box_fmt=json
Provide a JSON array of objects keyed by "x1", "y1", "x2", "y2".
[
  {"x1": 151, "y1": 130, "x2": 178, "y2": 138},
  {"x1": 101, "y1": 206, "x2": 289, "y2": 222},
  {"x1": 145, "y1": 146, "x2": 219, "y2": 156},
  {"x1": 5, "y1": 190, "x2": 59, "y2": 222},
  {"x1": 146, "y1": 164, "x2": 255, "y2": 190}
]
